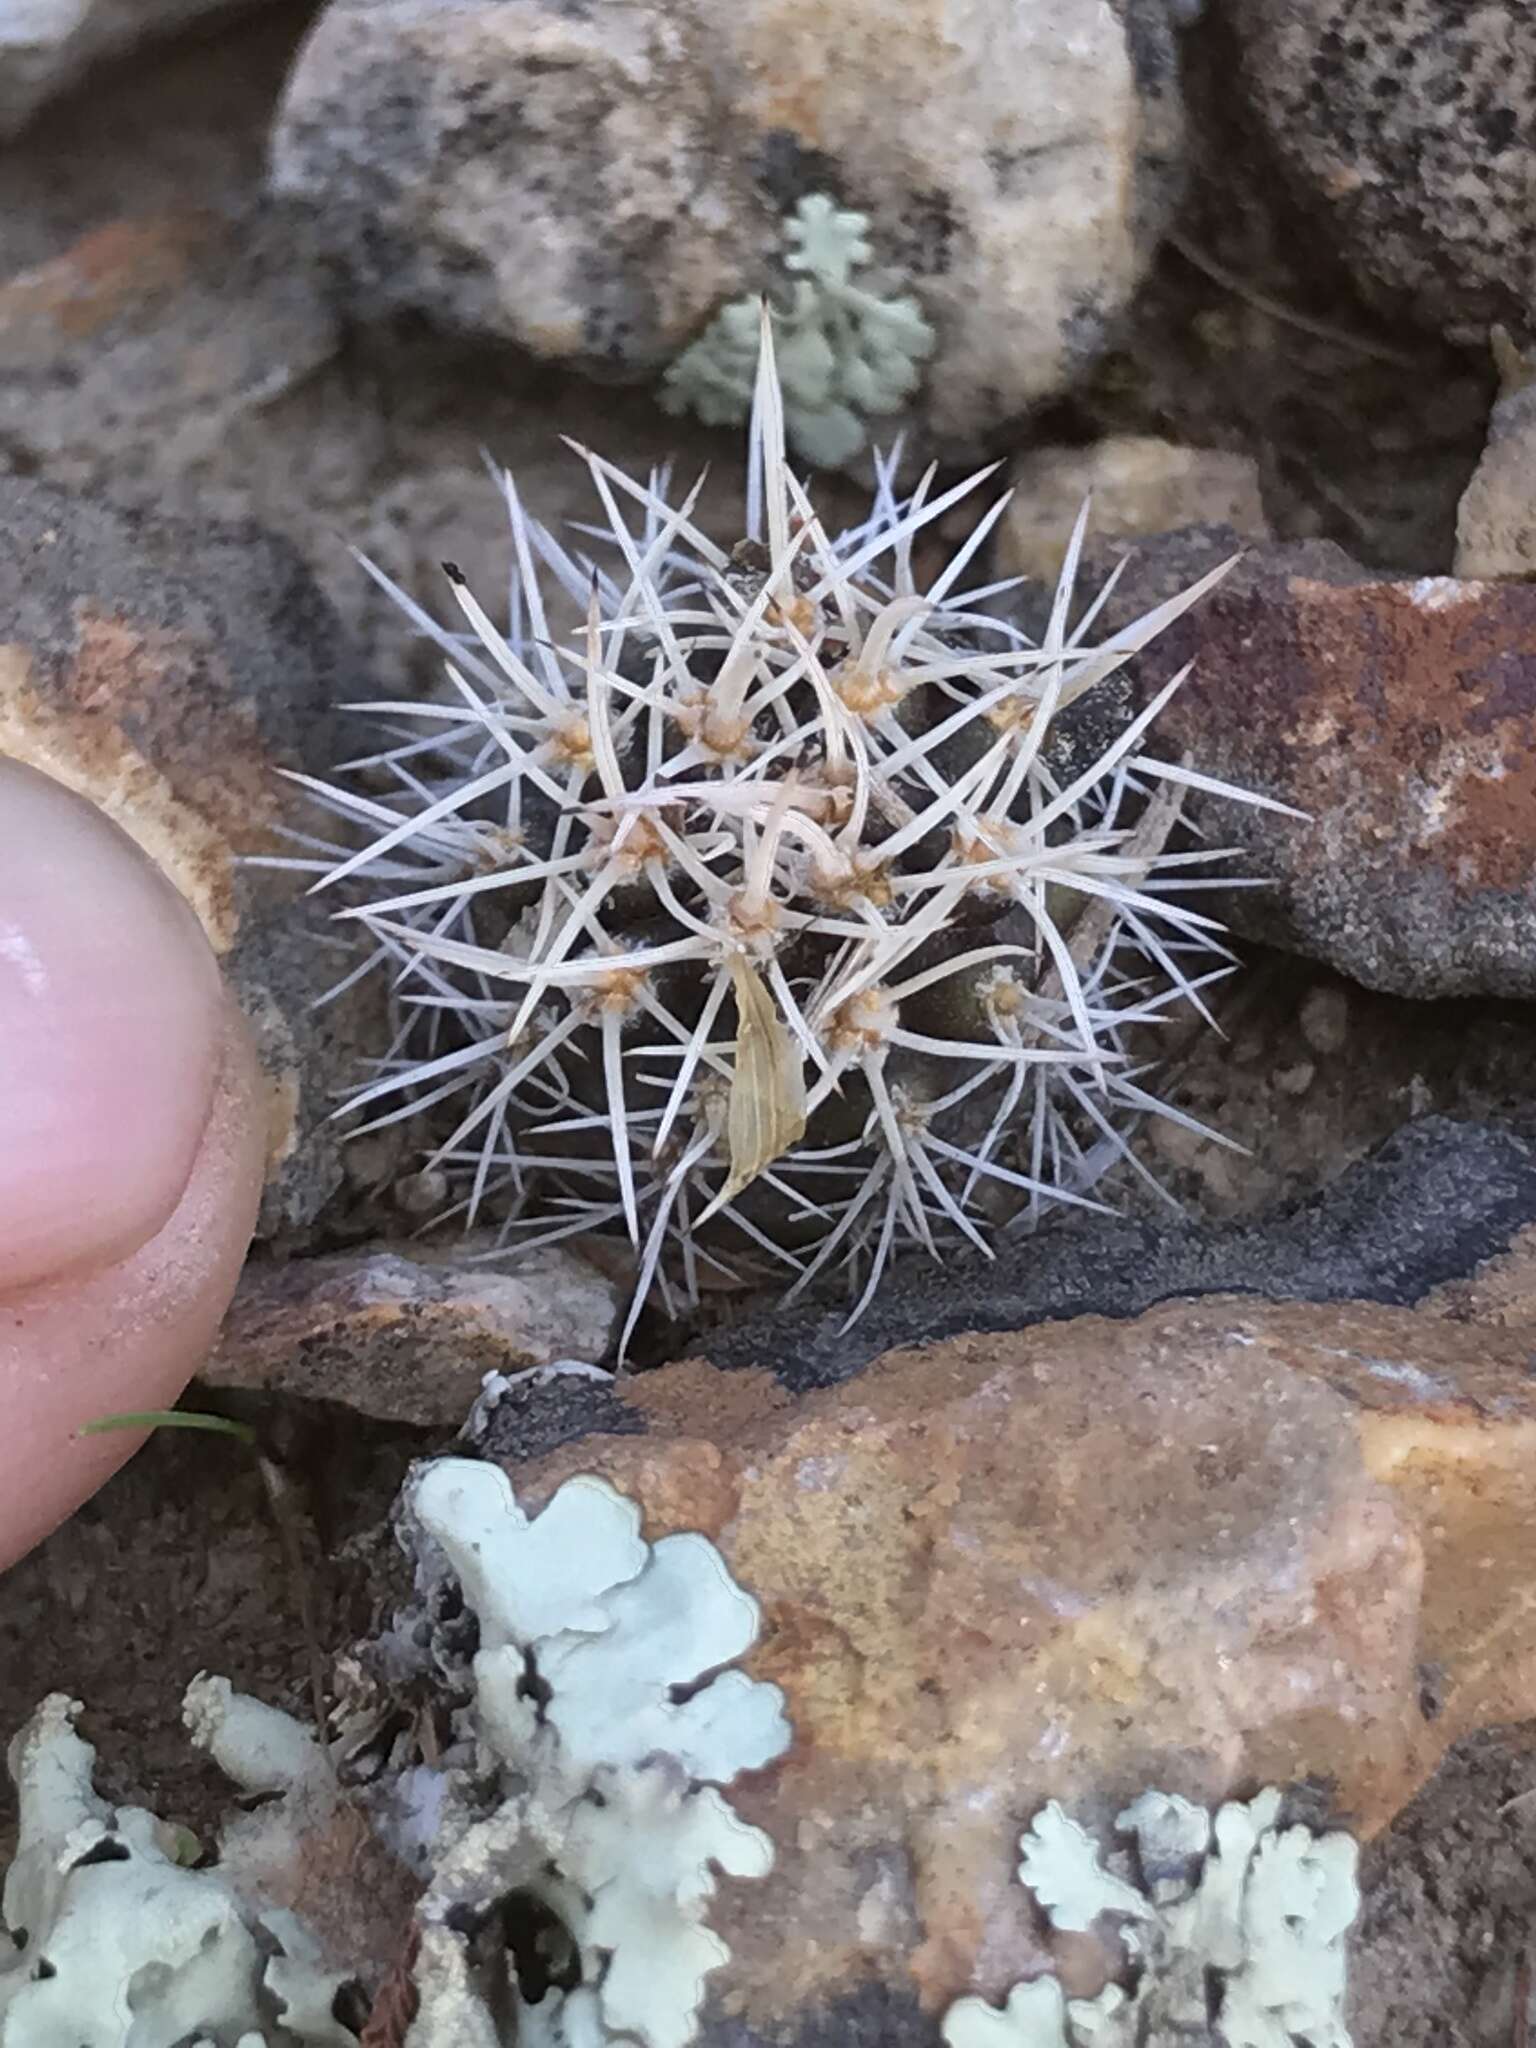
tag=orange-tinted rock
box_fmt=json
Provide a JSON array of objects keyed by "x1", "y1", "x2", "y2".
[
  {"x1": 477, "y1": 1293, "x2": 1536, "y2": 2024},
  {"x1": 0, "y1": 474, "x2": 367, "y2": 1232},
  {"x1": 0, "y1": 208, "x2": 337, "y2": 495},
  {"x1": 1423, "y1": 1220, "x2": 1536, "y2": 1343},
  {"x1": 1086, "y1": 532, "x2": 1536, "y2": 997}
]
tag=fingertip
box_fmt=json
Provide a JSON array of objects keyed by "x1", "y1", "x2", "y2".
[
  {"x1": 0, "y1": 1002, "x2": 267, "y2": 1571},
  {"x1": 0, "y1": 759, "x2": 226, "y2": 1293}
]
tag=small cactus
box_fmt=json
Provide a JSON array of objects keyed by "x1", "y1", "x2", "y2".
[{"x1": 283, "y1": 310, "x2": 1286, "y2": 1354}]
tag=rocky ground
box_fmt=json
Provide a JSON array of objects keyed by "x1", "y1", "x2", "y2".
[{"x1": 1, "y1": 1, "x2": 1535, "y2": 2043}]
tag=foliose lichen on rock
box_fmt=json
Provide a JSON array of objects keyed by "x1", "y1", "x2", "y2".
[
  {"x1": 943, "y1": 1789, "x2": 1359, "y2": 2048},
  {"x1": 660, "y1": 194, "x2": 936, "y2": 467}
]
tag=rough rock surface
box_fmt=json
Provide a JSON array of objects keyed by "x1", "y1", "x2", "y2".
[
  {"x1": 1216, "y1": 0, "x2": 1536, "y2": 339},
  {"x1": 999, "y1": 436, "x2": 1269, "y2": 582},
  {"x1": 1456, "y1": 380, "x2": 1536, "y2": 580},
  {"x1": 689, "y1": 1116, "x2": 1536, "y2": 1385},
  {"x1": 464, "y1": 1287, "x2": 1536, "y2": 2037},
  {"x1": 270, "y1": 0, "x2": 1185, "y2": 452},
  {"x1": 0, "y1": 206, "x2": 339, "y2": 491},
  {"x1": 1056, "y1": 526, "x2": 1536, "y2": 998},
  {"x1": 0, "y1": 475, "x2": 369, "y2": 1235},
  {"x1": 0, "y1": 204, "x2": 763, "y2": 702},
  {"x1": 0, "y1": 0, "x2": 258, "y2": 138},
  {"x1": 1348, "y1": 1724, "x2": 1536, "y2": 2048},
  {"x1": 208, "y1": 1241, "x2": 622, "y2": 1423}
]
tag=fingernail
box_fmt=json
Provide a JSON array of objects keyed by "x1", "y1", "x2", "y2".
[{"x1": 0, "y1": 759, "x2": 224, "y2": 1292}]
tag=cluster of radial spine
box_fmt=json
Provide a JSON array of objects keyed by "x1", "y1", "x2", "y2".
[{"x1": 278, "y1": 316, "x2": 1284, "y2": 1353}]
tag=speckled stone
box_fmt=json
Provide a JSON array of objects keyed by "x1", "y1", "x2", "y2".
[
  {"x1": 207, "y1": 1240, "x2": 622, "y2": 1424},
  {"x1": 269, "y1": 0, "x2": 1186, "y2": 454},
  {"x1": 1220, "y1": 0, "x2": 1536, "y2": 337},
  {"x1": 0, "y1": 208, "x2": 339, "y2": 490},
  {"x1": 1457, "y1": 381, "x2": 1536, "y2": 578}
]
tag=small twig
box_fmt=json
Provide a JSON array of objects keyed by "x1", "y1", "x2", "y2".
[
  {"x1": 1167, "y1": 231, "x2": 1425, "y2": 369},
  {"x1": 257, "y1": 1452, "x2": 331, "y2": 1744}
]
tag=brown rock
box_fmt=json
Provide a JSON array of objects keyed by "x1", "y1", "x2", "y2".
[
  {"x1": 1000, "y1": 437, "x2": 1269, "y2": 584},
  {"x1": 0, "y1": 207, "x2": 339, "y2": 497},
  {"x1": 207, "y1": 1242, "x2": 622, "y2": 1425},
  {"x1": 0, "y1": 474, "x2": 369, "y2": 1234},
  {"x1": 477, "y1": 1293, "x2": 1536, "y2": 2025},
  {"x1": 1420, "y1": 1220, "x2": 1536, "y2": 1345},
  {"x1": 1082, "y1": 530, "x2": 1536, "y2": 997},
  {"x1": 0, "y1": 200, "x2": 758, "y2": 700}
]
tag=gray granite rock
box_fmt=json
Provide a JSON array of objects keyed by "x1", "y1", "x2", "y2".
[{"x1": 270, "y1": 0, "x2": 1187, "y2": 460}]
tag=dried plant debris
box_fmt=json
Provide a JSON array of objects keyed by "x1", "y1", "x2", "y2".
[
  {"x1": 279, "y1": 309, "x2": 1291, "y2": 1353},
  {"x1": 943, "y1": 1790, "x2": 1359, "y2": 2048}
]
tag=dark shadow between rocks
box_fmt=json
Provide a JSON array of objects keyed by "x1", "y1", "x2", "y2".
[{"x1": 687, "y1": 1115, "x2": 1536, "y2": 1391}]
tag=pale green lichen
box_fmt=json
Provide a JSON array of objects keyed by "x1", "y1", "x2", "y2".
[
  {"x1": 942, "y1": 1789, "x2": 1360, "y2": 2048},
  {"x1": 402, "y1": 1457, "x2": 793, "y2": 2048},
  {"x1": 660, "y1": 192, "x2": 935, "y2": 466},
  {"x1": 0, "y1": 1692, "x2": 354, "y2": 2048}
]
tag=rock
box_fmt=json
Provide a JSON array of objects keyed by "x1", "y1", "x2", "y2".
[
  {"x1": 0, "y1": 0, "x2": 260, "y2": 138},
  {"x1": 0, "y1": 4, "x2": 298, "y2": 282},
  {"x1": 0, "y1": 207, "x2": 340, "y2": 492},
  {"x1": 206, "y1": 1241, "x2": 623, "y2": 1425},
  {"x1": 270, "y1": 0, "x2": 1185, "y2": 458},
  {"x1": 999, "y1": 436, "x2": 1269, "y2": 583},
  {"x1": 1062, "y1": 526, "x2": 1536, "y2": 998},
  {"x1": 1215, "y1": 0, "x2": 1536, "y2": 339},
  {"x1": 1347, "y1": 1723, "x2": 1536, "y2": 2048},
  {"x1": 700, "y1": 1116, "x2": 1536, "y2": 1386},
  {"x1": 0, "y1": 475, "x2": 369, "y2": 1236},
  {"x1": 1456, "y1": 382, "x2": 1536, "y2": 579},
  {"x1": 0, "y1": 202, "x2": 765, "y2": 698},
  {"x1": 1298, "y1": 979, "x2": 1352, "y2": 1058},
  {"x1": 459, "y1": 1287, "x2": 1536, "y2": 2034},
  {"x1": 1420, "y1": 1218, "x2": 1536, "y2": 1344}
]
